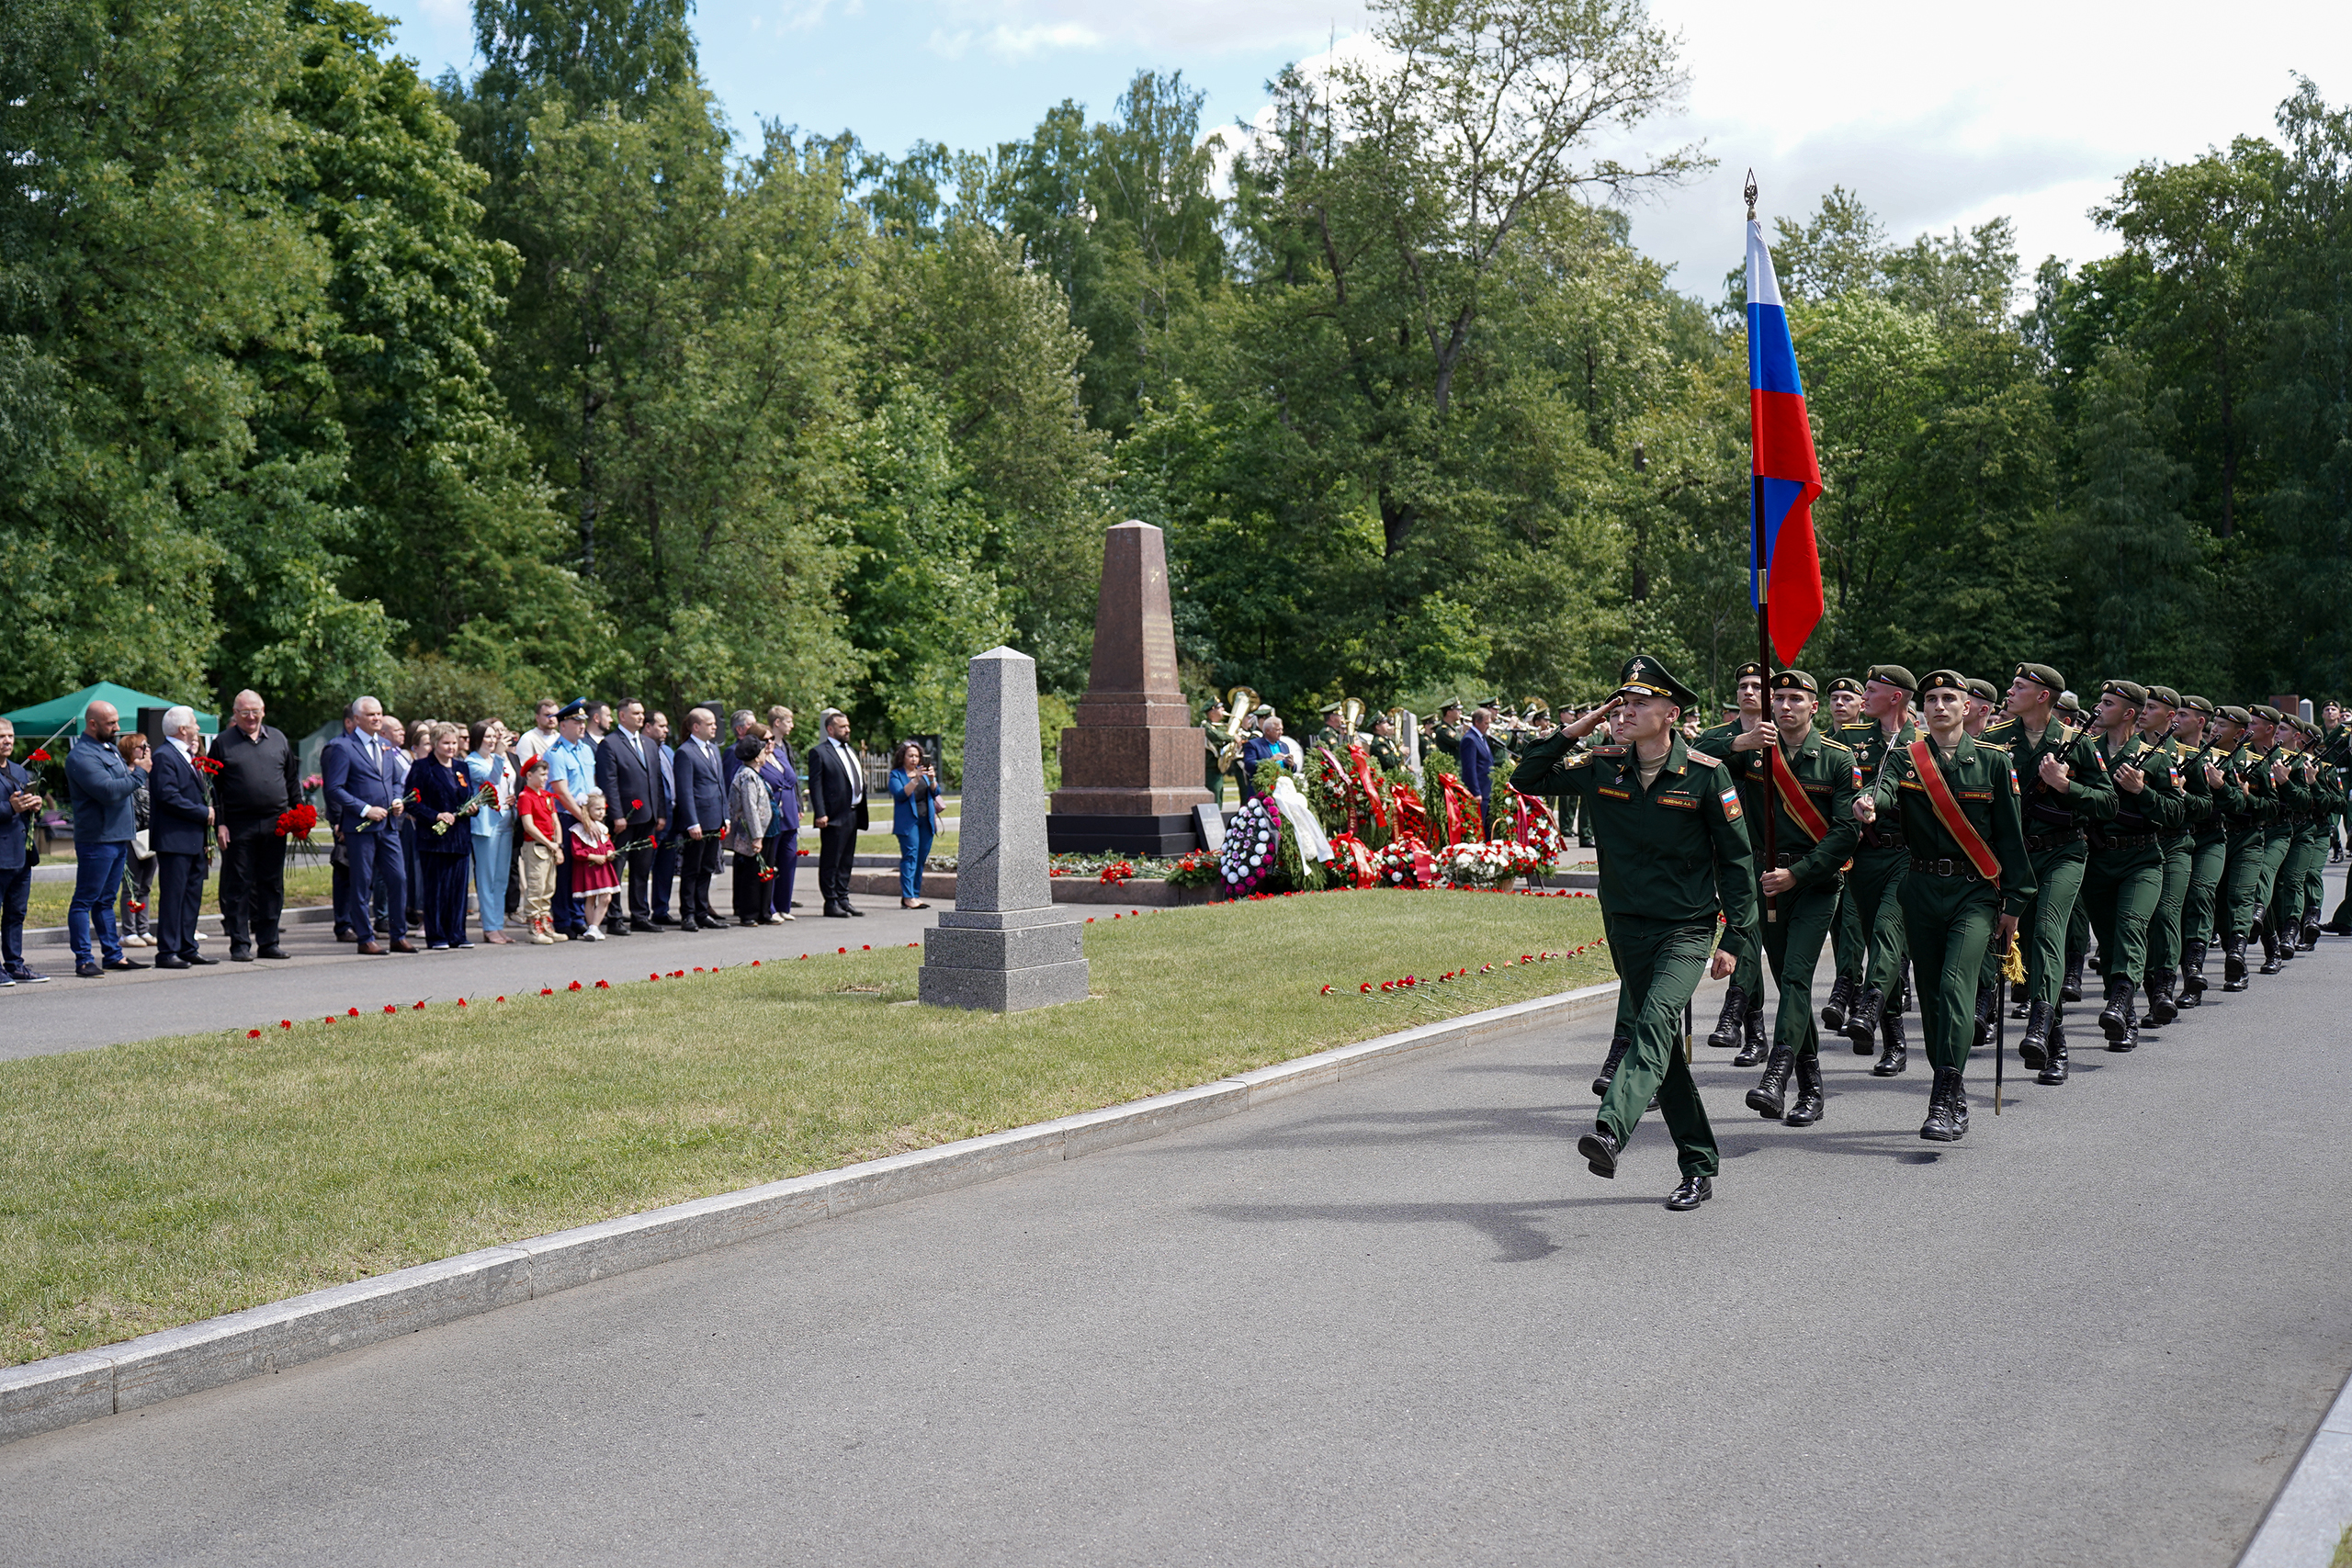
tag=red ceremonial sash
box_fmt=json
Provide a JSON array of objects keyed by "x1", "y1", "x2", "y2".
[
  {"x1": 1907, "y1": 738, "x2": 2003, "y2": 883},
  {"x1": 1436, "y1": 770, "x2": 1485, "y2": 841},
  {"x1": 1348, "y1": 744, "x2": 1390, "y2": 830},
  {"x1": 1767, "y1": 743, "x2": 1831, "y2": 843}
]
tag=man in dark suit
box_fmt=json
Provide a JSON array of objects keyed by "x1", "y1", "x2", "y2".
[
  {"x1": 646, "y1": 711, "x2": 683, "y2": 924},
  {"x1": 594, "y1": 696, "x2": 667, "y2": 933},
  {"x1": 322, "y1": 694, "x2": 413, "y2": 954},
  {"x1": 808, "y1": 707, "x2": 869, "y2": 917},
  {"x1": 671, "y1": 706, "x2": 729, "y2": 931},
  {"x1": 1459, "y1": 706, "x2": 1497, "y2": 837},
  {"x1": 147, "y1": 705, "x2": 218, "y2": 969},
  {"x1": 0, "y1": 716, "x2": 50, "y2": 986}
]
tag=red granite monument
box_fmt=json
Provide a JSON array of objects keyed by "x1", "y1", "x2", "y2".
[{"x1": 1047, "y1": 521, "x2": 1212, "y2": 854}]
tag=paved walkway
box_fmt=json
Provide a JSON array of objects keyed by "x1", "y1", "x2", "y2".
[{"x1": 5, "y1": 867, "x2": 2347, "y2": 1565}]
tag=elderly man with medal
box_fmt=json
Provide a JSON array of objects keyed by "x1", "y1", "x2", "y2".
[
  {"x1": 1851, "y1": 671, "x2": 2036, "y2": 1142},
  {"x1": 1512, "y1": 655, "x2": 1759, "y2": 1212}
]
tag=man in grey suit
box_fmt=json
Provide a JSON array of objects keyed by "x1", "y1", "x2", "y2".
[
  {"x1": 594, "y1": 696, "x2": 667, "y2": 933},
  {"x1": 671, "y1": 706, "x2": 729, "y2": 931}
]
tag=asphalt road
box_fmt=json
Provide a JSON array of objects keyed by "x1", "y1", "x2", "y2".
[{"x1": 5, "y1": 864, "x2": 2347, "y2": 1566}]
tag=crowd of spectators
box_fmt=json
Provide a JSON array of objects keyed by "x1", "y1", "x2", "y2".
[{"x1": 0, "y1": 691, "x2": 944, "y2": 982}]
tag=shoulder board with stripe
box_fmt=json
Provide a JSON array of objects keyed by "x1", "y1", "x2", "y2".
[
  {"x1": 1684, "y1": 749, "x2": 1723, "y2": 768},
  {"x1": 1589, "y1": 745, "x2": 1626, "y2": 757}
]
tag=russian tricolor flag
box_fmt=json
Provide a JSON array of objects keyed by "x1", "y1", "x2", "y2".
[{"x1": 1747, "y1": 220, "x2": 1824, "y2": 665}]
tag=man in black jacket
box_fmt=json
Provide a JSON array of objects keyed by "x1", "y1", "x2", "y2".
[
  {"x1": 671, "y1": 706, "x2": 729, "y2": 931},
  {"x1": 594, "y1": 697, "x2": 667, "y2": 933},
  {"x1": 149, "y1": 706, "x2": 217, "y2": 969},
  {"x1": 808, "y1": 708, "x2": 869, "y2": 917},
  {"x1": 209, "y1": 689, "x2": 299, "y2": 960}
]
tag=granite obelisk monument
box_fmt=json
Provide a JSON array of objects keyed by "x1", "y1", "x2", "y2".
[
  {"x1": 918, "y1": 647, "x2": 1090, "y2": 1011},
  {"x1": 1046, "y1": 521, "x2": 1211, "y2": 853}
]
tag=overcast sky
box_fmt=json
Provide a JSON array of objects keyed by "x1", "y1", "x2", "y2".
[{"x1": 380, "y1": 0, "x2": 2351, "y2": 304}]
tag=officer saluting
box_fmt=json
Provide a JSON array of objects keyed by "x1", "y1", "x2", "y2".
[
  {"x1": 1852, "y1": 671, "x2": 2035, "y2": 1142},
  {"x1": 1512, "y1": 656, "x2": 1759, "y2": 1211}
]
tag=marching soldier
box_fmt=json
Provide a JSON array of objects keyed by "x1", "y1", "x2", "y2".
[
  {"x1": 2134, "y1": 686, "x2": 2196, "y2": 1025},
  {"x1": 2173, "y1": 695, "x2": 2232, "y2": 1006},
  {"x1": 2271, "y1": 719, "x2": 2328, "y2": 953},
  {"x1": 1833, "y1": 665, "x2": 1920, "y2": 1076},
  {"x1": 1981, "y1": 663, "x2": 2114, "y2": 1083},
  {"x1": 1512, "y1": 656, "x2": 1759, "y2": 1212},
  {"x1": 1701, "y1": 660, "x2": 1770, "y2": 1064},
  {"x1": 2075, "y1": 680, "x2": 2184, "y2": 1050},
  {"x1": 2245, "y1": 706, "x2": 2298, "y2": 975},
  {"x1": 1740, "y1": 671, "x2": 1860, "y2": 1124},
  {"x1": 1850, "y1": 671, "x2": 2034, "y2": 1141},
  {"x1": 2211, "y1": 705, "x2": 2275, "y2": 990},
  {"x1": 1823, "y1": 675, "x2": 1869, "y2": 1019}
]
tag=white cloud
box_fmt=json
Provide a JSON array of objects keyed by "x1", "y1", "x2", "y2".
[{"x1": 924, "y1": 0, "x2": 1365, "y2": 55}]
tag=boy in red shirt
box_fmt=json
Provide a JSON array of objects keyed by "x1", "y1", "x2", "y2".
[{"x1": 514, "y1": 753, "x2": 563, "y2": 944}]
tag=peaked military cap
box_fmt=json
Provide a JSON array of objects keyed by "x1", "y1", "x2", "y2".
[
  {"x1": 1253, "y1": 704, "x2": 1275, "y2": 718},
  {"x1": 2217, "y1": 705, "x2": 2252, "y2": 725},
  {"x1": 2144, "y1": 685, "x2": 2181, "y2": 708},
  {"x1": 1321, "y1": 701, "x2": 1344, "y2": 716},
  {"x1": 1438, "y1": 699, "x2": 1462, "y2": 714},
  {"x1": 2251, "y1": 704, "x2": 2282, "y2": 722},
  {"x1": 1612, "y1": 654, "x2": 1698, "y2": 709},
  {"x1": 2181, "y1": 694, "x2": 2215, "y2": 716},
  {"x1": 2100, "y1": 679, "x2": 2149, "y2": 706},
  {"x1": 1965, "y1": 677, "x2": 1999, "y2": 703},
  {"x1": 1826, "y1": 676, "x2": 1862, "y2": 696},
  {"x1": 1733, "y1": 660, "x2": 1768, "y2": 683},
  {"x1": 1918, "y1": 670, "x2": 1970, "y2": 695},
  {"x1": 2015, "y1": 662, "x2": 2064, "y2": 694},
  {"x1": 556, "y1": 698, "x2": 590, "y2": 720},
  {"x1": 1770, "y1": 669, "x2": 1818, "y2": 694},
  {"x1": 1865, "y1": 664, "x2": 1918, "y2": 694}
]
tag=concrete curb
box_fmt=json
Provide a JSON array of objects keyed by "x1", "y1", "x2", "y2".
[
  {"x1": 2236, "y1": 1364, "x2": 2352, "y2": 1566},
  {"x1": 0, "y1": 978, "x2": 1623, "y2": 1447}
]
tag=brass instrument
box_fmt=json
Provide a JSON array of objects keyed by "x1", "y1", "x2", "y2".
[
  {"x1": 1216, "y1": 685, "x2": 1260, "y2": 773},
  {"x1": 1340, "y1": 696, "x2": 1365, "y2": 737}
]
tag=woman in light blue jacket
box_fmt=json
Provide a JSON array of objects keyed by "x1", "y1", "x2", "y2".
[
  {"x1": 465, "y1": 719, "x2": 517, "y2": 942},
  {"x1": 888, "y1": 741, "x2": 943, "y2": 908}
]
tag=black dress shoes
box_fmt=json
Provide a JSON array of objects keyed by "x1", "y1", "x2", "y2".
[
  {"x1": 842, "y1": 904, "x2": 865, "y2": 917},
  {"x1": 1665, "y1": 1173, "x2": 1713, "y2": 1211},
  {"x1": 103, "y1": 955, "x2": 146, "y2": 971},
  {"x1": 154, "y1": 953, "x2": 190, "y2": 969},
  {"x1": 257, "y1": 946, "x2": 290, "y2": 960},
  {"x1": 651, "y1": 914, "x2": 682, "y2": 927},
  {"x1": 630, "y1": 920, "x2": 658, "y2": 933},
  {"x1": 1576, "y1": 1126, "x2": 1621, "y2": 1179},
  {"x1": 822, "y1": 906, "x2": 850, "y2": 919},
  {"x1": 231, "y1": 947, "x2": 254, "y2": 963},
  {"x1": 186, "y1": 952, "x2": 218, "y2": 965}
]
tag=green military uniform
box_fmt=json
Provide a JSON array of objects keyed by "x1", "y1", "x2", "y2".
[
  {"x1": 2173, "y1": 696, "x2": 2233, "y2": 1005},
  {"x1": 1859, "y1": 671, "x2": 2036, "y2": 1141},
  {"x1": 1310, "y1": 708, "x2": 1351, "y2": 758},
  {"x1": 1822, "y1": 676, "x2": 1869, "y2": 1006},
  {"x1": 1740, "y1": 671, "x2": 1860, "y2": 1124},
  {"x1": 1832, "y1": 665, "x2": 1922, "y2": 1058},
  {"x1": 1513, "y1": 656, "x2": 1758, "y2": 1202},
  {"x1": 2214, "y1": 709, "x2": 2278, "y2": 987},
  {"x1": 2246, "y1": 710, "x2": 2301, "y2": 972},
  {"x1": 1697, "y1": 660, "x2": 1771, "y2": 1062},
  {"x1": 1202, "y1": 714, "x2": 1230, "y2": 806},
  {"x1": 1430, "y1": 705, "x2": 1465, "y2": 759},
  {"x1": 2269, "y1": 723, "x2": 2328, "y2": 951},
  {"x1": 1364, "y1": 732, "x2": 1405, "y2": 773},
  {"x1": 2076, "y1": 681, "x2": 2185, "y2": 1048},
  {"x1": 2135, "y1": 687, "x2": 2196, "y2": 1024},
  {"x1": 2323, "y1": 715, "x2": 2352, "y2": 932},
  {"x1": 1980, "y1": 671, "x2": 2115, "y2": 1082}
]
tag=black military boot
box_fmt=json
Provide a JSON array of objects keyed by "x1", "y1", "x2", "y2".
[
  {"x1": 2223, "y1": 936, "x2": 2251, "y2": 991},
  {"x1": 1889, "y1": 960, "x2": 1914, "y2": 1016},
  {"x1": 1747, "y1": 1048, "x2": 1793, "y2": 1119},
  {"x1": 1785, "y1": 1052, "x2": 1825, "y2": 1126},
  {"x1": 1920, "y1": 1067, "x2": 1961, "y2": 1142},
  {"x1": 2258, "y1": 919, "x2": 2285, "y2": 975},
  {"x1": 2301, "y1": 917, "x2": 2322, "y2": 951},
  {"x1": 2009, "y1": 978, "x2": 2030, "y2": 1019},
  {"x1": 1820, "y1": 973, "x2": 1859, "y2": 1032},
  {"x1": 2061, "y1": 953, "x2": 2086, "y2": 1003},
  {"x1": 1950, "y1": 1071, "x2": 1971, "y2": 1137},
  {"x1": 2038, "y1": 1009, "x2": 2071, "y2": 1086},
  {"x1": 1871, "y1": 1010, "x2": 1908, "y2": 1077},
  {"x1": 2145, "y1": 970, "x2": 2178, "y2": 1026},
  {"x1": 1972, "y1": 981, "x2": 1999, "y2": 1052},
  {"x1": 2101, "y1": 976, "x2": 2139, "y2": 1052},
  {"x1": 2180, "y1": 939, "x2": 2209, "y2": 1004},
  {"x1": 1843, "y1": 984, "x2": 1884, "y2": 1054},
  {"x1": 1707, "y1": 983, "x2": 1750, "y2": 1049},
  {"x1": 1591, "y1": 1024, "x2": 1633, "y2": 1099},
  {"x1": 1733, "y1": 1002, "x2": 1769, "y2": 1067},
  {"x1": 2017, "y1": 999, "x2": 2053, "y2": 1070}
]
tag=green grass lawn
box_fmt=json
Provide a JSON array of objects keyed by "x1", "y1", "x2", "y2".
[
  {"x1": 0, "y1": 890, "x2": 1608, "y2": 1366},
  {"x1": 23, "y1": 862, "x2": 337, "y2": 929},
  {"x1": 854, "y1": 830, "x2": 958, "y2": 858}
]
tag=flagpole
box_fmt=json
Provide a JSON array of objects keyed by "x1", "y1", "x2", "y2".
[{"x1": 1747, "y1": 170, "x2": 1778, "y2": 928}]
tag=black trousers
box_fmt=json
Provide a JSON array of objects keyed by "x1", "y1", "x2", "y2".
[
  {"x1": 732, "y1": 850, "x2": 771, "y2": 923},
  {"x1": 653, "y1": 832, "x2": 682, "y2": 917},
  {"x1": 421, "y1": 852, "x2": 470, "y2": 947},
  {"x1": 553, "y1": 811, "x2": 582, "y2": 934},
  {"x1": 219, "y1": 823, "x2": 286, "y2": 948},
  {"x1": 154, "y1": 851, "x2": 206, "y2": 961},
  {"x1": 621, "y1": 832, "x2": 657, "y2": 924},
  {"x1": 818, "y1": 822, "x2": 857, "y2": 908},
  {"x1": 683, "y1": 835, "x2": 721, "y2": 925},
  {"x1": 332, "y1": 844, "x2": 351, "y2": 936}
]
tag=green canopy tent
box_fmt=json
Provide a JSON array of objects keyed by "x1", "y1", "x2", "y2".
[{"x1": 3, "y1": 682, "x2": 220, "y2": 748}]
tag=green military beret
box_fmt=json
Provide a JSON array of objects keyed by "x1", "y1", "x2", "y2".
[
  {"x1": 2182, "y1": 694, "x2": 2215, "y2": 716},
  {"x1": 1965, "y1": 677, "x2": 1999, "y2": 703},
  {"x1": 1733, "y1": 660, "x2": 1768, "y2": 682},
  {"x1": 2100, "y1": 679, "x2": 2149, "y2": 706},
  {"x1": 2218, "y1": 705, "x2": 2252, "y2": 725},
  {"x1": 2015, "y1": 662, "x2": 2064, "y2": 694},
  {"x1": 2144, "y1": 685, "x2": 2181, "y2": 708},
  {"x1": 1918, "y1": 669, "x2": 1970, "y2": 695},
  {"x1": 1770, "y1": 669, "x2": 1818, "y2": 694},
  {"x1": 1866, "y1": 664, "x2": 1917, "y2": 694},
  {"x1": 1826, "y1": 676, "x2": 1861, "y2": 696},
  {"x1": 1612, "y1": 654, "x2": 1699, "y2": 710}
]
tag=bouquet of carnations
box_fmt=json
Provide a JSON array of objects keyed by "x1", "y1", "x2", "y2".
[
  {"x1": 1374, "y1": 834, "x2": 1439, "y2": 889},
  {"x1": 1442, "y1": 838, "x2": 1524, "y2": 889},
  {"x1": 274, "y1": 802, "x2": 318, "y2": 839}
]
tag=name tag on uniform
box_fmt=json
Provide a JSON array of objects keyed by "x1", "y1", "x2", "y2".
[
  {"x1": 1598, "y1": 785, "x2": 1632, "y2": 801},
  {"x1": 1958, "y1": 789, "x2": 1992, "y2": 802},
  {"x1": 1899, "y1": 779, "x2": 1928, "y2": 793},
  {"x1": 1658, "y1": 793, "x2": 1699, "y2": 810}
]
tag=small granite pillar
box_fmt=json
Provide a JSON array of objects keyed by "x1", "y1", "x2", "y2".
[
  {"x1": 1047, "y1": 521, "x2": 1212, "y2": 853},
  {"x1": 919, "y1": 647, "x2": 1091, "y2": 1012}
]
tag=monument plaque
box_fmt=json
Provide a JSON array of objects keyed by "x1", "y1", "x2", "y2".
[
  {"x1": 1047, "y1": 521, "x2": 1212, "y2": 854},
  {"x1": 919, "y1": 647, "x2": 1091, "y2": 1012}
]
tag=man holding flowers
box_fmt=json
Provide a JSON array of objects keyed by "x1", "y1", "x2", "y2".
[{"x1": 209, "y1": 689, "x2": 299, "y2": 961}]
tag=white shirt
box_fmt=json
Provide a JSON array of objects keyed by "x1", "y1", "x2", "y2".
[
  {"x1": 514, "y1": 726, "x2": 560, "y2": 766},
  {"x1": 831, "y1": 738, "x2": 864, "y2": 805}
]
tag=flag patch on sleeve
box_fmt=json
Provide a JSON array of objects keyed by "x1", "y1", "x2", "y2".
[{"x1": 1719, "y1": 787, "x2": 1743, "y2": 821}]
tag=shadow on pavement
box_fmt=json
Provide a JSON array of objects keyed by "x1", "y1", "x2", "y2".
[{"x1": 1197, "y1": 1193, "x2": 1666, "y2": 1263}]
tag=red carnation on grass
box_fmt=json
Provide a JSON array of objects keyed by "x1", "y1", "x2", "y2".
[
  {"x1": 650, "y1": 973, "x2": 662, "y2": 981},
  {"x1": 348, "y1": 1007, "x2": 360, "y2": 1016},
  {"x1": 496, "y1": 996, "x2": 506, "y2": 1002},
  {"x1": 1360, "y1": 983, "x2": 1373, "y2": 993},
  {"x1": 247, "y1": 1028, "x2": 262, "y2": 1039},
  {"x1": 752, "y1": 959, "x2": 762, "y2": 966},
  {"x1": 567, "y1": 981, "x2": 582, "y2": 991},
  {"x1": 540, "y1": 986, "x2": 553, "y2": 995},
  {"x1": 383, "y1": 1005, "x2": 396, "y2": 1014},
  {"x1": 1320, "y1": 985, "x2": 1333, "y2": 995},
  {"x1": 279, "y1": 1020, "x2": 291, "y2": 1029},
  {"x1": 594, "y1": 979, "x2": 609, "y2": 988},
  {"x1": 861, "y1": 944, "x2": 870, "y2": 951},
  {"x1": 413, "y1": 1000, "x2": 425, "y2": 1010},
  {"x1": 837, "y1": 946, "x2": 846, "y2": 954},
  {"x1": 457, "y1": 998, "x2": 468, "y2": 1007}
]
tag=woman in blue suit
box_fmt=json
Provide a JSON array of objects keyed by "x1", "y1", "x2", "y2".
[
  {"x1": 759, "y1": 707, "x2": 801, "y2": 922},
  {"x1": 410, "y1": 723, "x2": 479, "y2": 949},
  {"x1": 888, "y1": 741, "x2": 943, "y2": 908}
]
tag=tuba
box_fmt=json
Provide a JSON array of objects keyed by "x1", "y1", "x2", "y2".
[
  {"x1": 1340, "y1": 696, "x2": 1365, "y2": 738},
  {"x1": 1217, "y1": 686, "x2": 1260, "y2": 773}
]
